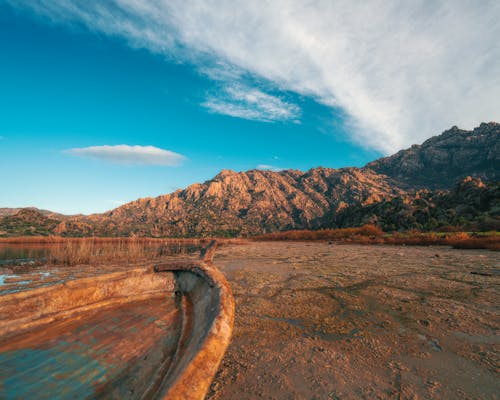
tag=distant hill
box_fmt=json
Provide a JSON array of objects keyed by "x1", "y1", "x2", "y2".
[
  {"x1": 1, "y1": 122, "x2": 498, "y2": 237},
  {"x1": 0, "y1": 207, "x2": 68, "y2": 219},
  {"x1": 0, "y1": 208, "x2": 62, "y2": 236},
  {"x1": 366, "y1": 122, "x2": 499, "y2": 189}
]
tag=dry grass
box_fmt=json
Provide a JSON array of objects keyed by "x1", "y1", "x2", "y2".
[
  {"x1": 448, "y1": 236, "x2": 500, "y2": 251},
  {"x1": 0, "y1": 236, "x2": 203, "y2": 245},
  {"x1": 383, "y1": 231, "x2": 500, "y2": 250},
  {"x1": 0, "y1": 237, "x2": 248, "y2": 266},
  {"x1": 254, "y1": 225, "x2": 384, "y2": 241},
  {"x1": 47, "y1": 239, "x2": 164, "y2": 265},
  {"x1": 0, "y1": 237, "x2": 202, "y2": 266},
  {"x1": 254, "y1": 225, "x2": 499, "y2": 251}
]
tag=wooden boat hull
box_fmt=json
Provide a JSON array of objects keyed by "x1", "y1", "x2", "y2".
[{"x1": 0, "y1": 259, "x2": 234, "y2": 400}]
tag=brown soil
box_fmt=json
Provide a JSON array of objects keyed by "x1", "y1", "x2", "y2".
[{"x1": 208, "y1": 241, "x2": 499, "y2": 399}]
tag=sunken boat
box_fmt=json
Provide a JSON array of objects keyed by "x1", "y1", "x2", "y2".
[{"x1": 0, "y1": 241, "x2": 234, "y2": 400}]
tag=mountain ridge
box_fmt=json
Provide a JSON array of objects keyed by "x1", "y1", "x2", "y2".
[
  {"x1": 1, "y1": 123, "x2": 498, "y2": 237},
  {"x1": 366, "y1": 122, "x2": 499, "y2": 189}
]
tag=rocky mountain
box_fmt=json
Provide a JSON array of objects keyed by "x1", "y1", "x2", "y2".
[
  {"x1": 1, "y1": 122, "x2": 498, "y2": 237},
  {"x1": 59, "y1": 167, "x2": 404, "y2": 237},
  {"x1": 367, "y1": 122, "x2": 499, "y2": 189},
  {"x1": 335, "y1": 178, "x2": 500, "y2": 232}
]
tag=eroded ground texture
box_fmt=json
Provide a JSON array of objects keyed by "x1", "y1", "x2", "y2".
[{"x1": 208, "y1": 242, "x2": 499, "y2": 399}]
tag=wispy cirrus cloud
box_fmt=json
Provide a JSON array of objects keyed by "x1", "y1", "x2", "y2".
[
  {"x1": 65, "y1": 145, "x2": 186, "y2": 166},
  {"x1": 203, "y1": 84, "x2": 300, "y2": 123},
  {"x1": 9, "y1": 1, "x2": 500, "y2": 153}
]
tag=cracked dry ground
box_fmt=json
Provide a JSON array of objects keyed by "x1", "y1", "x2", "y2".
[{"x1": 207, "y1": 242, "x2": 499, "y2": 399}]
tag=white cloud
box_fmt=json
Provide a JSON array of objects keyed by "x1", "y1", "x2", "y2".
[
  {"x1": 203, "y1": 84, "x2": 300, "y2": 122},
  {"x1": 65, "y1": 145, "x2": 186, "y2": 166},
  {"x1": 256, "y1": 164, "x2": 283, "y2": 172},
  {"x1": 9, "y1": 1, "x2": 500, "y2": 153}
]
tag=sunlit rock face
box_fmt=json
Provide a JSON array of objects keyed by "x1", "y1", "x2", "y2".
[
  {"x1": 73, "y1": 166, "x2": 404, "y2": 237},
  {"x1": 367, "y1": 122, "x2": 500, "y2": 189}
]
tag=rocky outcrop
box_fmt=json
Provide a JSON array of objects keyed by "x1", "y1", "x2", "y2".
[
  {"x1": 366, "y1": 122, "x2": 500, "y2": 189},
  {"x1": 335, "y1": 178, "x2": 500, "y2": 231}
]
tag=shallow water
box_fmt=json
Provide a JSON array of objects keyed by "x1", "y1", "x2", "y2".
[{"x1": 0, "y1": 245, "x2": 49, "y2": 265}]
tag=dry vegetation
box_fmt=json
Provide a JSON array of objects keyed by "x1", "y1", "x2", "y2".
[
  {"x1": 1, "y1": 226, "x2": 497, "y2": 269},
  {"x1": 0, "y1": 237, "x2": 203, "y2": 266},
  {"x1": 0, "y1": 236, "x2": 204, "y2": 245},
  {"x1": 0, "y1": 237, "x2": 249, "y2": 266},
  {"x1": 254, "y1": 224, "x2": 500, "y2": 250},
  {"x1": 46, "y1": 239, "x2": 186, "y2": 266}
]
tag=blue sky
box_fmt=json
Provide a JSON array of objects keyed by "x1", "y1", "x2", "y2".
[{"x1": 1, "y1": 2, "x2": 499, "y2": 214}]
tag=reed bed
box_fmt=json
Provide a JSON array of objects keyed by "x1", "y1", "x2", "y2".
[
  {"x1": 0, "y1": 236, "x2": 203, "y2": 245},
  {"x1": 0, "y1": 237, "x2": 248, "y2": 266},
  {"x1": 46, "y1": 239, "x2": 197, "y2": 266},
  {"x1": 0, "y1": 237, "x2": 202, "y2": 266}
]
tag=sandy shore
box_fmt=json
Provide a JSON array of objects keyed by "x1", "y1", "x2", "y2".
[{"x1": 208, "y1": 241, "x2": 499, "y2": 399}]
